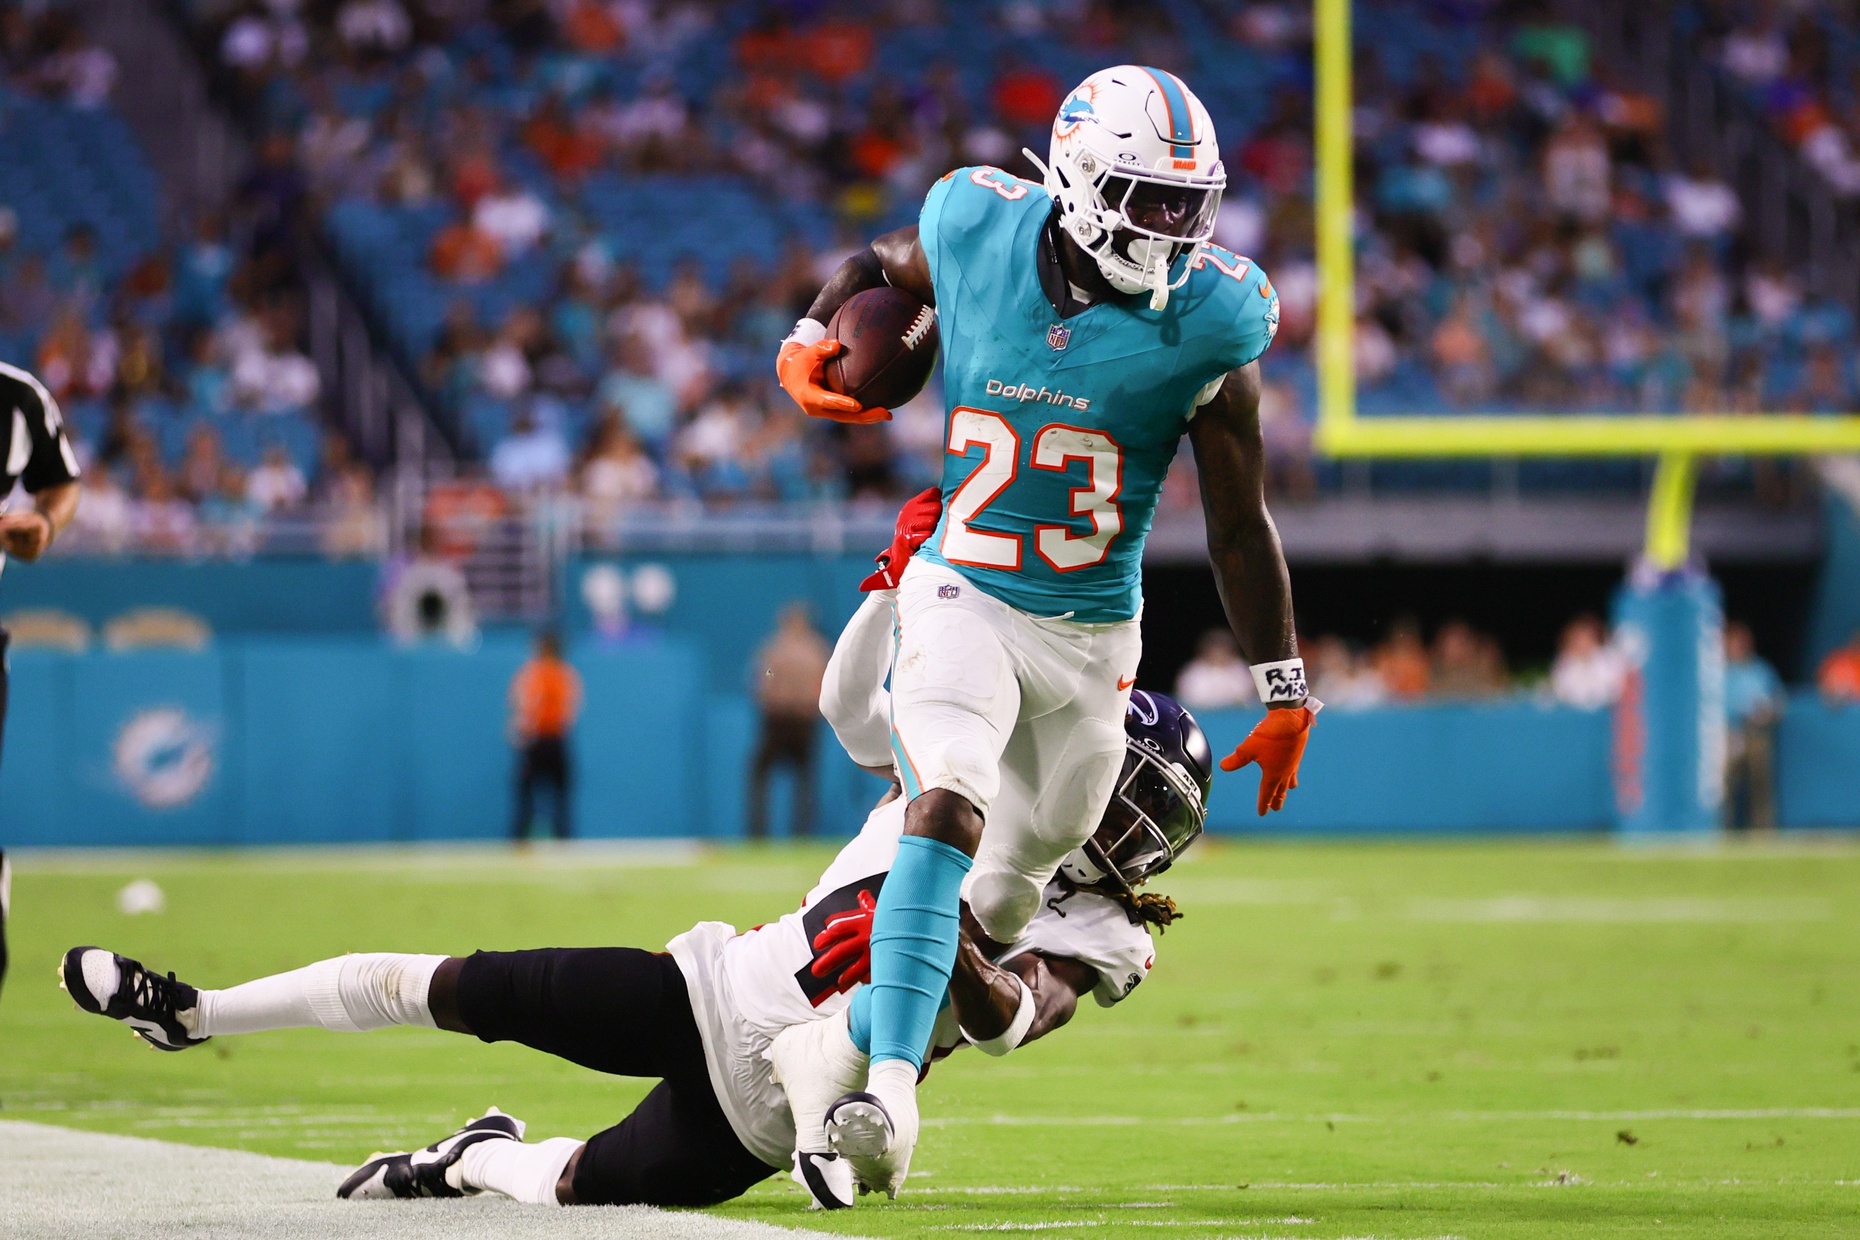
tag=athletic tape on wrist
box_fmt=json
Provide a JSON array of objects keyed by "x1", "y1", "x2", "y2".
[
  {"x1": 784, "y1": 318, "x2": 827, "y2": 347},
  {"x1": 963, "y1": 976, "x2": 1036, "y2": 1057},
  {"x1": 1249, "y1": 658, "x2": 1309, "y2": 705}
]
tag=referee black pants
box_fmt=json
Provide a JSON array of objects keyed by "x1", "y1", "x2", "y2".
[
  {"x1": 1, "y1": 627, "x2": 11, "y2": 1001},
  {"x1": 513, "y1": 736, "x2": 569, "y2": 844},
  {"x1": 454, "y1": 947, "x2": 779, "y2": 1206},
  {"x1": 513, "y1": 736, "x2": 571, "y2": 841}
]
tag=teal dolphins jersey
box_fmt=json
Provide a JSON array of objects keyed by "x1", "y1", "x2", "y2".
[{"x1": 913, "y1": 166, "x2": 1279, "y2": 623}]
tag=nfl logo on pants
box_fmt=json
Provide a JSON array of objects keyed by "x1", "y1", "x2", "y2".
[{"x1": 938, "y1": 584, "x2": 960, "y2": 599}]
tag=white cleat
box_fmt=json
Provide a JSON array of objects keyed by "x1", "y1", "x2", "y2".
[
  {"x1": 790, "y1": 1149, "x2": 857, "y2": 1210},
  {"x1": 337, "y1": 1107, "x2": 525, "y2": 1199},
  {"x1": 825, "y1": 1059, "x2": 919, "y2": 1199},
  {"x1": 766, "y1": 1009, "x2": 868, "y2": 1210},
  {"x1": 60, "y1": 946, "x2": 207, "y2": 1051}
]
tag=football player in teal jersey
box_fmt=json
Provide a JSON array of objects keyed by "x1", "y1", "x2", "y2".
[{"x1": 773, "y1": 66, "x2": 1317, "y2": 1198}]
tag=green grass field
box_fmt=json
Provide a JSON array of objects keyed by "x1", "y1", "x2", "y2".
[{"x1": 3, "y1": 836, "x2": 1857, "y2": 1238}]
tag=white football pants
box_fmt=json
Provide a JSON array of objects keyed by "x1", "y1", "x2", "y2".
[{"x1": 888, "y1": 558, "x2": 1140, "y2": 942}]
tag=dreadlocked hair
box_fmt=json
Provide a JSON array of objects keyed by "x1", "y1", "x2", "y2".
[
  {"x1": 1048, "y1": 873, "x2": 1184, "y2": 933},
  {"x1": 1112, "y1": 888, "x2": 1183, "y2": 932}
]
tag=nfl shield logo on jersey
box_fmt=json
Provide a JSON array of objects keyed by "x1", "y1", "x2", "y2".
[{"x1": 1046, "y1": 322, "x2": 1071, "y2": 352}]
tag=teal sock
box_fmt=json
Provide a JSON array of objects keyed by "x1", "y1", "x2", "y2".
[
  {"x1": 848, "y1": 986, "x2": 871, "y2": 1054},
  {"x1": 864, "y1": 835, "x2": 971, "y2": 1069},
  {"x1": 847, "y1": 984, "x2": 946, "y2": 1056}
]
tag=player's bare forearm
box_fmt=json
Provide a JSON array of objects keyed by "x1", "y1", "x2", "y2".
[
  {"x1": 0, "y1": 479, "x2": 79, "y2": 561},
  {"x1": 36, "y1": 479, "x2": 79, "y2": 536},
  {"x1": 948, "y1": 931, "x2": 1030, "y2": 1042},
  {"x1": 951, "y1": 908, "x2": 1090, "y2": 1046},
  {"x1": 1188, "y1": 361, "x2": 1300, "y2": 702},
  {"x1": 803, "y1": 226, "x2": 935, "y2": 324}
]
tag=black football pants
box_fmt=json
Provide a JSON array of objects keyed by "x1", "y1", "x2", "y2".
[
  {"x1": 454, "y1": 946, "x2": 779, "y2": 1206},
  {"x1": 1, "y1": 627, "x2": 11, "y2": 1002}
]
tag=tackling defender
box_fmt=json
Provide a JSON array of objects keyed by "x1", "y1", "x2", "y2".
[
  {"x1": 58, "y1": 684, "x2": 1212, "y2": 1211},
  {"x1": 60, "y1": 495, "x2": 1217, "y2": 1211},
  {"x1": 775, "y1": 65, "x2": 1317, "y2": 1192}
]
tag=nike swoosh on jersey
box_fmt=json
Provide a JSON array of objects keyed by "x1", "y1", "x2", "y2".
[{"x1": 1117, "y1": 676, "x2": 1137, "y2": 690}]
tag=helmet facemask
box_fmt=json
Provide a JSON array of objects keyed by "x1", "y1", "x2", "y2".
[
  {"x1": 1060, "y1": 737, "x2": 1208, "y2": 895},
  {"x1": 1031, "y1": 140, "x2": 1224, "y2": 310},
  {"x1": 1088, "y1": 170, "x2": 1222, "y2": 307}
]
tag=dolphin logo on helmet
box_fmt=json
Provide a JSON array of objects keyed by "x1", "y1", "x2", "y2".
[
  {"x1": 1025, "y1": 66, "x2": 1226, "y2": 311},
  {"x1": 1054, "y1": 87, "x2": 1098, "y2": 138}
]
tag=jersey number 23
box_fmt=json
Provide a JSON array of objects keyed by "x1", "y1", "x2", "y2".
[{"x1": 941, "y1": 408, "x2": 1123, "y2": 573}]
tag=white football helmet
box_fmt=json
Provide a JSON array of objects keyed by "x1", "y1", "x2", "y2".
[{"x1": 1028, "y1": 65, "x2": 1225, "y2": 311}]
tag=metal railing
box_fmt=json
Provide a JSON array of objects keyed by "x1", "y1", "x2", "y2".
[
  {"x1": 54, "y1": 503, "x2": 385, "y2": 561},
  {"x1": 300, "y1": 237, "x2": 448, "y2": 476}
]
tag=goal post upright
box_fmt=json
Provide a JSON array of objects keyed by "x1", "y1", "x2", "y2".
[
  {"x1": 1307, "y1": 0, "x2": 1860, "y2": 481},
  {"x1": 1305, "y1": 0, "x2": 1860, "y2": 833},
  {"x1": 1314, "y1": 0, "x2": 1355, "y2": 450}
]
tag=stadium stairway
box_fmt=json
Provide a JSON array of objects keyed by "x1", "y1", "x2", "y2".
[{"x1": 82, "y1": 0, "x2": 240, "y2": 234}]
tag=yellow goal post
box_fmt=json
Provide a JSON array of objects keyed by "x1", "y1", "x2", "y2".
[{"x1": 1309, "y1": 0, "x2": 1860, "y2": 564}]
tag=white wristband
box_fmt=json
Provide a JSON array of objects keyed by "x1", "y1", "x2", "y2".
[
  {"x1": 1250, "y1": 658, "x2": 1309, "y2": 705},
  {"x1": 784, "y1": 317, "x2": 827, "y2": 347},
  {"x1": 963, "y1": 975, "x2": 1036, "y2": 1057}
]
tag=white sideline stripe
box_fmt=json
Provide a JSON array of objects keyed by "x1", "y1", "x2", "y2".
[
  {"x1": 922, "y1": 1108, "x2": 1860, "y2": 1128},
  {"x1": 0, "y1": 1121, "x2": 853, "y2": 1240}
]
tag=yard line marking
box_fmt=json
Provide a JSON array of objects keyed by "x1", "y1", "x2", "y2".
[
  {"x1": 1448, "y1": 1108, "x2": 1860, "y2": 1121},
  {"x1": 932, "y1": 1231, "x2": 1445, "y2": 1240},
  {"x1": 1405, "y1": 896, "x2": 1830, "y2": 922},
  {"x1": 1141, "y1": 878, "x2": 1332, "y2": 905},
  {"x1": 930, "y1": 1223, "x2": 1312, "y2": 1230},
  {"x1": 923, "y1": 1108, "x2": 1860, "y2": 1128}
]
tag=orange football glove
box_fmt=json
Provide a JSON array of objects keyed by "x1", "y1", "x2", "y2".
[
  {"x1": 861, "y1": 486, "x2": 944, "y2": 591},
  {"x1": 776, "y1": 338, "x2": 891, "y2": 424},
  {"x1": 1220, "y1": 704, "x2": 1318, "y2": 816}
]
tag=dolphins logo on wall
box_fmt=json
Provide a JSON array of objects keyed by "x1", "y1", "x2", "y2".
[{"x1": 113, "y1": 708, "x2": 215, "y2": 810}]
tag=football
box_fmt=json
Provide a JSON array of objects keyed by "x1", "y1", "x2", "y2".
[{"x1": 824, "y1": 287, "x2": 939, "y2": 411}]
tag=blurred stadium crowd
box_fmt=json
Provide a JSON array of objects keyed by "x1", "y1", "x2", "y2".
[
  {"x1": 0, "y1": 2, "x2": 376, "y2": 557},
  {"x1": 1177, "y1": 612, "x2": 1860, "y2": 707},
  {"x1": 1, "y1": 0, "x2": 1856, "y2": 555},
  {"x1": 1698, "y1": 0, "x2": 1860, "y2": 198}
]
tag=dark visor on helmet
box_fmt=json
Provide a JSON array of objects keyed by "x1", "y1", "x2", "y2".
[{"x1": 1103, "y1": 176, "x2": 1219, "y2": 241}]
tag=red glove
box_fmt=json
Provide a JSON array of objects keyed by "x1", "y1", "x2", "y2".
[
  {"x1": 809, "y1": 889, "x2": 877, "y2": 991},
  {"x1": 1220, "y1": 705, "x2": 1317, "y2": 816},
  {"x1": 861, "y1": 487, "x2": 943, "y2": 591},
  {"x1": 776, "y1": 338, "x2": 891, "y2": 425}
]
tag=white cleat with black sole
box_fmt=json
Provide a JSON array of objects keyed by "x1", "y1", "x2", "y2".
[
  {"x1": 789, "y1": 1148, "x2": 857, "y2": 1210},
  {"x1": 825, "y1": 1059, "x2": 919, "y2": 1199},
  {"x1": 59, "y1": 946, "x2": 207, "y2": 1051},
  {"x1": 337, "y1": 1108, "x2": 525, "y2": 1199},
  {"x1": 766, "y1": 1009, "x2": 865, "y2": 1209}
]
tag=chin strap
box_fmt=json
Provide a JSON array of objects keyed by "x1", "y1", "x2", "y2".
[
  {"x1": 1028, "y1": 145, "x2": 1121, "y2": 298},
  {"x1": 1146, "y1": 259, "x2": 1171, "y2": 311}
]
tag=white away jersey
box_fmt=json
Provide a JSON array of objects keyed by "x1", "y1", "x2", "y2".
[{"x1": 666, "y1": 796, "x2": 1157, "y2": 1166}]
